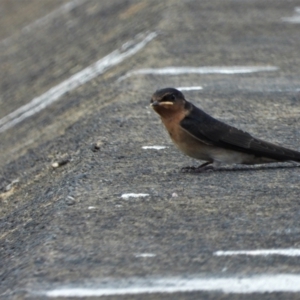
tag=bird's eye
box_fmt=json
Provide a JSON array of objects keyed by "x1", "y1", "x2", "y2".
[{"x1": 170, "y1": 94, "x2": 175, "y2": 101}]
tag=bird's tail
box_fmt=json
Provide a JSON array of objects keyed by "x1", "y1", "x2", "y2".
[{"x1": 254, "y1": 139, "x2": 300, "y2": 163}]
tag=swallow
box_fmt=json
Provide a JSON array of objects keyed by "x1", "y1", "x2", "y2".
[{"x1": 150, "y1": 87, "x2": 300, "y2": 172}]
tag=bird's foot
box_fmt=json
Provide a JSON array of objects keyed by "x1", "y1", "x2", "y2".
[
  {"x1": 181, "y1": 162, "x2": 214, "y2": 173},
  {"x1": 180, "y1": 166, "x2": 197, "y2": 173}
]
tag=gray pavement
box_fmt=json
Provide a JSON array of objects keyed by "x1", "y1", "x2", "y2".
[{"x1": 1, "y1": 0, "x2": 300, "y2": 299}]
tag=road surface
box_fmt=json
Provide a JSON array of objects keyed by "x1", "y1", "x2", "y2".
[{"x1": 1, "y1": 0, "x2": 300, "y2": 299}]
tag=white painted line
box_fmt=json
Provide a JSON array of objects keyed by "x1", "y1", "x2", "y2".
[
  {"x1": 121, "y1": 193, "x2": 149, "y2": 200},
  {"x1": 118, "y1": 66, "x2": 278, "y2": 81},
  {"x1": 282, "y1": 7, "x2": 300, "y2": 23},
  {"x1": 282, "y1": 16, "x2": 300, "y2": 23},
  {"x1": 142, "y1": 146, "x2": 167, "y2": 150},
  {"x1": 135, "y1": 253, "x2": 156, "y2": 258},
  {"x1": 0, "y1": 31, "x2": 157, "y2": 133},
  {"x1": 1, "y1": 0, "x2": 87, "y2": 46},
  {"x1": 177, "y1": 86, "x2": 203, "y2": 91},
  {"x1": 40, "y1": 274, "x2": 300, "y2": 297},
  {"x1": 214, "y1": 248, "x2": 300, "y2": 257}
]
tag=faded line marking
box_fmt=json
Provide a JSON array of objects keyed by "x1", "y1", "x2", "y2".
[
  {"x1": 282, "y1": 7, "x2": 300, "y2": 23},
  {"x1": 135, "y1": 253, "x2": 156, "y2": 258},
  {"x1": 121, "y1": 193, "x2": 149, "y2": 200},
  {"x1": 214, "y1": 248, "x2": 300, "y2": 257},
  {"x1": 1, "y1": 0, "x2": 87, "y2": 46},
  {"x1": 118, "y1": 66, "x2": 278, "y2": 81},
  {"x1": 261, "y1": 88, "x2": 300, "y2": 92},
  {"x1": 142, "y1": 146, "x2": 167, "y2": 150},
  {"x1": 22, "y1": 0, "x2": 87, "y2": 33},
  {"x1": 0, "y1": 31, "x2": 157, "y2": 133},
  {"x1": 40, "y1": 274, "x2": 300, "y2": 297},
  {"x1": 177, "y1": 86, "x2": 203, "y2": 91}
]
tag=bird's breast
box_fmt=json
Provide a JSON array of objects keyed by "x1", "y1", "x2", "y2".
[{"x1": 161, "y1": 116, "x2": 213, "y2": 161}]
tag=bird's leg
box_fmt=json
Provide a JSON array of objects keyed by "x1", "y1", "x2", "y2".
[
  {"x1": 181, "y1": 161, "x2": 214, "y2": 173},
  {"x1": 194, "y1": 161, "x2": 214, "y2": 172},
  {"x1": 196, "y1": 161, "x2": 214, "y2": 172}
]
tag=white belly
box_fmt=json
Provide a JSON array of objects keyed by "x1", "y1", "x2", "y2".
[{"x1": 173, "y1": 135, "x2": 272, "y2": 165}]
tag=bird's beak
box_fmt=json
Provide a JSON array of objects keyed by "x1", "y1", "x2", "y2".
[
  {"x1": 150, "y1": 101, "x2": 159, "y2": 107},
  {"x1": 150, "y1": 101, "x2": 174, "y2": 107}
]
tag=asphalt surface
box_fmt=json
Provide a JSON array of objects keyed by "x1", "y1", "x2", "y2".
[{"x1": 1, "y1": 0, "x2": 300, "y2": 299}]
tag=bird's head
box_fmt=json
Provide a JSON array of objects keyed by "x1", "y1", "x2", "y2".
[{"x1": 150, "y1": 88, "x2": 187, "y2": 117}]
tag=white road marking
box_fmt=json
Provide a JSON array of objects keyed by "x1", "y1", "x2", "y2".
[
  {"x1": 118, "y1": 66, "x2": 278, "y2": 81},
  {"x1": 0, "y1": 31, "x2": 157, "y2": 133},
  {"x1": 121, "y1": 193, "x2": 149, "y2": 200},
  {"x1": 1, "y1": 0, "x2": 87, "y2": 46},
  {"x1": 214, "y1": 248, "x2": 300, "y2": 257},
  {"x1": 142, "y1": 146, "x2": 167, "y2": 150},
  {"x1": 135, "y1": 253, "x2": 156, "y2": 258},
  {"x1": 40, "y1": 274, "x2": 300, "y2": 297},
  {"x1": 282, "y1": 7, "x2": 300, "y2": 23},
  {"x1": 177, "y1": 86, "x2": 203, "y2": 91}
]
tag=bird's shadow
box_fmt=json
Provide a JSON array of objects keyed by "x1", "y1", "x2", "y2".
[{"x1": 181, "y1": 163, "x2": 300, "y2": 174}]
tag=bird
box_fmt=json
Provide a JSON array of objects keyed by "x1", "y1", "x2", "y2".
[{"x1": 150, "y1": 87, "x2": 300, "y2": 172}]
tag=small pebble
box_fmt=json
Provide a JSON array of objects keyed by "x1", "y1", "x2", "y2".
[
  {"x1": 66, "y1": 196, "x2": 76, "y2": 206},
  {"x1": 5, "y1": 179, "x2": 19, "y2": 192},
  {"x1": 90, "y1": 141, "x2": 103, "y2": 152},
  {"x1": 52, "y1": 158, "x2": 70, "y2": 168}
]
